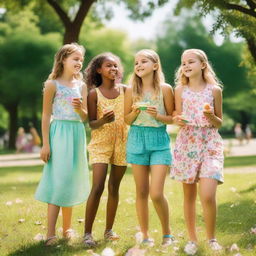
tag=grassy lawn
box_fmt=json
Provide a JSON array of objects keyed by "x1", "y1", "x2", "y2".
[
  {"x1": 0, "y1": 165, "x2": 256, "y2": 256},
  {"x1": 224, "y1": 155, "x2": 256, "y2": 168}
]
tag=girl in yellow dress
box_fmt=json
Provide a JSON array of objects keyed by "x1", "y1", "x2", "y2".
[{"x1": 83, "y1": 52, "x2": 128, "y2": 246}]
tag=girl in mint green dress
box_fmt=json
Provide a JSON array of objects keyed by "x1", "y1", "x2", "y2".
[{"x1": 35, "y1": 43, "x2": 89, "y2": 246}]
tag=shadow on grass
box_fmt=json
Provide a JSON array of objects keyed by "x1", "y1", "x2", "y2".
[
  {"x1": 8, "y1": 240, "x2": 84, "y2": 256},
  {"x1": 240, "y1": 184, "x2": 256, "y2": 194},
  {"x1": 217, "y1": 199, "x2": 256, "y2": 247},
  {"x1": 7, "y1": 239, "x2": 132, "y2": 256}
]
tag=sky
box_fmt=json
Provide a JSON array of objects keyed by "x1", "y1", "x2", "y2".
[
  {"x1": 104, "y1": 1, "x2": 179, "y2": 40},
  {"x1": 103, "y1": 1, "x2": 242, "y2": 45}
]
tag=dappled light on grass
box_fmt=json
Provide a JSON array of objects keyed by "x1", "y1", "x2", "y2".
[{"x1": 1, "y1": 165, "x2": 256, "y2": 255}]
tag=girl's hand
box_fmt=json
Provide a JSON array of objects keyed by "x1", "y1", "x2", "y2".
[
  {"x1": 203, "y1": 108, "x2": 215, "y2": 120},
  {"x1": 40, "y1": 144, "x2": 50, "y2": 163},
  {"x1": 102, "y1": 110, "x2": 115, "y2": 123},
  {"x1": 72, "y1": 97, "x2": 82, "y2": 113},
  {"x1": 146, "y1": 106, "x2": 157, "y2": 118},
  {"x1": 131, "y1": 104, "x2": 140, "y2": 115},
  {"x1": 173, "y1": 115, "x2": 186, "y2": 126}
]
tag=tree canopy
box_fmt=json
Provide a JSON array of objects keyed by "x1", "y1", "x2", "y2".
[{"x1": 175, "y1": 0, "x2": 256, "y2": 63}]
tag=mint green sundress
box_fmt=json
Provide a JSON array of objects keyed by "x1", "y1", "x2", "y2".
[{"x1": 35, "y1": 80, "x2": 90, "y2": 207}]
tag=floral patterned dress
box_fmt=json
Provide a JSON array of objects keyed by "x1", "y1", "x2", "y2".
[{"x1": 170, "y1": 84, "x2": 224, "y2": 184}]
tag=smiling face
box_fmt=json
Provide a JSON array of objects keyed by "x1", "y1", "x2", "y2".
[
  {"x1": 134, "y1": 54, "x2": 157, "y2": 78},
  {"x1": 181, "y1": 52, "x2": 205, "y2": 78},
  {"x1": 97, "y1": 56, "x2": 118, "y2": 81},
  {"x1": 63, "y1": 50, "x2": 84, "y2": 75}
]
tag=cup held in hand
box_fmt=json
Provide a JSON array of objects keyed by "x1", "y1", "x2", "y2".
[{"x1": 136, "y1": 101, "x2": 150, "y2": 110}]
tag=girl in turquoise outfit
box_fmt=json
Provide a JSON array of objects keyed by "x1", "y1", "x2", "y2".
[
  {"x1": 35, "y1": 43, "x2": 90, "y2": 246},
  {"x1": 124, "y1": 49, "x2": 175, "y2": 247}
]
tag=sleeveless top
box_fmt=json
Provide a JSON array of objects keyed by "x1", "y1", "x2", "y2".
[
  {"x1": 132, "y1": 89, "x2": 166, "y2": 127},
  {"x1": 52, "y1": 80, "x2": 83, "y2": 121},
  {"x1": 90, "y1": 86, "x2": 127, "y2": 141},
  {"x1": 182, "y1": 84, "x2": 214, "y2": 127}
]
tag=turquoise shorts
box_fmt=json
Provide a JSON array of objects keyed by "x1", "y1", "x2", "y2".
[{"x1": 126, "y1": 125, "x2": 172, "y2": 166}]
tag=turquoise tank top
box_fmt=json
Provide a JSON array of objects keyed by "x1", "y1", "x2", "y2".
[
  {"x1": 132, "y1": 89, "x2": 166, "y2": 127},
  {"x1": 52, "y1": 80, "x2": 83, "y2": 121}
]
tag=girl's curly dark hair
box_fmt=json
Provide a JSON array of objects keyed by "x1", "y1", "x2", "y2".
[{"x1": 84, "y1": 52, "x2": 123, "y2": 90}]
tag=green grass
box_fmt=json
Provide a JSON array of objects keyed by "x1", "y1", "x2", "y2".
[
  {"x1": 0, "y1": 165, "x2": 256, "y2": 256},
  {"x1": 224, "y1": 155, "x2": 256, "y2": 167}
]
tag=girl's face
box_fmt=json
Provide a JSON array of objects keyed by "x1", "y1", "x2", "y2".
[
  {"x1": 181, "y1": 52, "x2": 205, "y2": 78},
  {"x1": 134, "y1": 54, "x2": 157, "y2": 78},
  {"x1": 63, "y1": 50, "x2": 84, "y2": 75},
  {"x1": 97, "y1": 57, "x2": 118, "y2": 81}
]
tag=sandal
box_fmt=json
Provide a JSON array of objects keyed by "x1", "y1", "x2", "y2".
[
  {"x1": 208, "y1": 238, "x2": 222, "y2": 251},
  {"x1": 184, "y1": 241, "x2": 198, "y2": 255},
  {"x1": 64, "y1": 228, "x2": 76, "y2": 240},
  {"x1": 45, "y1": 235, "x2": 57, "y2": 246},
  {"x1": 83, "y1": 233, "x2": 96, "y2": 247},
  {"x1": 162, "y1": 234, "x2": 175, "y2": 247},
  {"x1": 141, "y1": 238, "x2": 154, "y2": 247},
  {"x1": 104, "y1": 230, "x2": 120, "y2": 241}
]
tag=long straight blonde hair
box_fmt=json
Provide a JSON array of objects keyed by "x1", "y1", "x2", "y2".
[
  {"x1": 175, "y1": 49, "x2": 222, "y2": 87},
  {"x1": 130, "y1": 49, "x2": 165, "y2": 101},
  {"x1": 48, "y1": 43, "x2": 85, "y2": 81}
]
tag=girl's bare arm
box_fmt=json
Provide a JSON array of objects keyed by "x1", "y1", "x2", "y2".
[
  {"x1": 124, "y1": 87, "x2": 140, "y2": 125},
  {"x1": 154, "y1": 84, "x2": 174, "y2": 124},
  {"x1": 40, "y1": 80, "x2": 55, "y2": 162},
  {"x1": 204, "y1": 86, "x2": 223, "y2": 128}
]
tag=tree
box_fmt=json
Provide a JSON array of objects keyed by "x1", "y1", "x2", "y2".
[
  {"x1": 1, "y1": 0, "x2": 169, "y2": 44},
  {"x1": 174, "y1": 0, "x2": 256, "y2": 63},
  {"x1": 80, "y1": 27, "x2": 134, "y2": 80},
  {"x1": 156, "y1": 14, "x2": 256, "y2": 127},
  {"x1": 0, "y1": 9, "x2": 60, "y2": 149}
]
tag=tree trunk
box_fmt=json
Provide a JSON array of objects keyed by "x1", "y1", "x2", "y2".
[
  {"x1": 47, "y1": 0, "x2": 96, "y2": 44},
  {"x1": 6, "y1": 103, "x2": 18, "y2": 150},
  {"x1": 246, "y1": 36, "x2": 256, "y2": 63},
  {"x1": 63, "y1": 24, "x2": 80, "y2": 44}
]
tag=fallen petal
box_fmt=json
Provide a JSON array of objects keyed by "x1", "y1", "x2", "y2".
[
  {"x1": 230, "y1": 243, "x2": 239, "y2": 252},
  {"x1": 250, "y1": 227, "x2": 256, "y2": 234},
  {"x1": 173, "y1": 246, "x2": 180, "y2": 251},
  {"x1": 15, "y1": 198, "x2": 23, "y2": 204},
  {"x1": 77, "y1": 218, "x2": 84, "y2": 223},
  {"x1": 6, "y1": 201, "x2": 13, "y2": 206},
  {"x1": 34, "y1": 233, "x2": 44, "y2": 241},
  {"x1": 230, "y1": 187, "x2": 237, "y2": 192},
  {"x1": 101, "y1": 247, "x2": 115, "y2": 256},
  {"x1": 125, "y1": 247, "x2": 146, "y2": 256}
]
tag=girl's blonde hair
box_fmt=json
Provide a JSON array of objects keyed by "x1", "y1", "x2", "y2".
[
  {"x1": 175, "y1": 49, "x2": 222, "y2": 87},
  {"x1": 48, "y1": 43, "x2": 85, "y2": 80},
  {"x1": 130, "y1": 49, "x2": 165, "y2": 101}
]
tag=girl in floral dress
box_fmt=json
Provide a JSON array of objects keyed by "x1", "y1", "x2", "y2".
[{"x1": 171, "y1": 49, "x2": 224, "y2": 255}]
